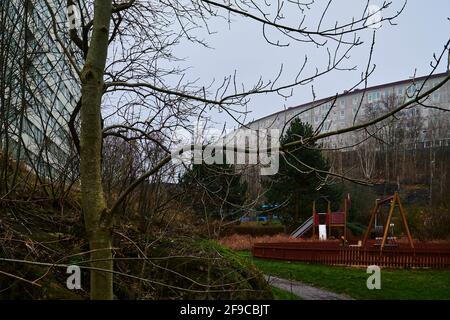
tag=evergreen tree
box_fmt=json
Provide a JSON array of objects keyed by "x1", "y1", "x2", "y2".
[
  {"x1": 265, "y1": 118, "x2": 342, "y2": 229},
  {"x1": 180, "y1": 155, "x2": 248, "y2": 221}
]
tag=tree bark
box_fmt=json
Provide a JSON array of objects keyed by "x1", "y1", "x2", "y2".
[{"x1": 80, "y1": 0, "x2": 113, "y2": 300}]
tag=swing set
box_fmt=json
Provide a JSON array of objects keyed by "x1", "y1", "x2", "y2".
[{"x1": 362, "y1": 192, "x2": 414, "y2": 250}]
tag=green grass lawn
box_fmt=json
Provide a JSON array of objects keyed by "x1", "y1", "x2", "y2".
[{"x1": 237, "y1": 251, "x2": 450, "y2": 300}]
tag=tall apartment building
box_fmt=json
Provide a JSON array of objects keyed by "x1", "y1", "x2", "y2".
[
  {"x1": 0, "y1": 0, "x2": 81, "y2": 178},
  {"x1": 247, "y1": 72, "x2": 450, "y2": 149}
]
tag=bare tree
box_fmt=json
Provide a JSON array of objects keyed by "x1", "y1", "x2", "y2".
[{"x1": 11, "y1": 0, "x2": 449, "y2": 299}]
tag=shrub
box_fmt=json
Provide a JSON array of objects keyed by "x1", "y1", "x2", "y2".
[
  {"x1": 231, "y1": 224, "x2": 285, "y2": 236},
  {"x1": 407, "y1": 205, "x2": 450, "y2": 240},
  {"x1": 220, "y1": 234, "x2": 303, "y2": 251},
  {"x1": 122, "y1": 238, "x2": 273, "y2": 300}
]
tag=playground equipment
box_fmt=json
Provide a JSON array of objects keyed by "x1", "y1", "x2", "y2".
[
  {"x1": 362, "y1": 192, "x2": 414, "y2": 250},
  {"x1": 291, "y1": 194, "x2": 350, "y2": 240},
  {"x1": 255, "y1": 192, "x2": 450, "y2": 269},
  {"x1": 290, "y1": 216, "x2": 313, "y2": 238}
]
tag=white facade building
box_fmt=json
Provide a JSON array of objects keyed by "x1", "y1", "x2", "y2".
[
  {"x1": 246, "y1": 72, "x2": 450, "y2": 149},
  {"x1": 1, "y1": 0, "x2": 81, "y2": 177}
]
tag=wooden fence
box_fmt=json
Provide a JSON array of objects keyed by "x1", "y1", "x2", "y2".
[{"x1": 252, "y1": 241, "x2": 450, "y2": 268}]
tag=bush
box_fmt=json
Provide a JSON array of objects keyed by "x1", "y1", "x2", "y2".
[
  {"x1": 219, "y1": 234, "x2": 295, "y2": 250},
  {"x1": 347, "y1": 222, "x2": 366, "y2": 236},
  {"x1": 0, "y1": 201, "x2": 273, "y2": 300},
  {"x1": 119, "y1": 238, "x2": 273, "y2": 300},
  {"x1": 231, "y1": 224, "x2": 285, "y2": 236},
  {"x1": 342, "y1": 182, "x2": 378, "y2": 225},
  {"x1": 407, "y1": 205, "x2": 450, "y2": 240}
]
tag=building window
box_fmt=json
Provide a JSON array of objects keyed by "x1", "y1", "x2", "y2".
[
  {"x1": 407, "y1": 84, "x2": 416, "y2": 95},
  {"x1": 432, "y1": 92, "x2": 440, "y2": 102},
  {"x1": 368, "y1": 92, "x2": 381, "y2": 102},
  {"x1": 340, "y1": 110, "x2": 345, "y2": 119}
]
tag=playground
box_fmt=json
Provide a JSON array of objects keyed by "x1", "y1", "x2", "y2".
[{"x1": 252, "y1": 192, "x2": 450, "y2": 269}]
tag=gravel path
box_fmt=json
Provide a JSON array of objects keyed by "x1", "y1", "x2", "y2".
[{"x1": 265, "y1": 275, "x2": 353, "y2": 300}]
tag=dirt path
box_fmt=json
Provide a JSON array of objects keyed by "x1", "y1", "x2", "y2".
[{"x1": 265, "y1": 275, "x2": 353, "y2": 300}]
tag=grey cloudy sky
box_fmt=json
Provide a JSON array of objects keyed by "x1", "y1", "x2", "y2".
[{"x1": 173, "y1": 0, "x2": 449, "y2": 129}]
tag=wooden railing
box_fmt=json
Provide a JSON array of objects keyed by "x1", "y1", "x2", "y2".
[{"x1": 252, "y1": 241, "x2": 450, "y2": 268}]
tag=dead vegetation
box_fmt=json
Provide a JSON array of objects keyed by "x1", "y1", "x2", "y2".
[
  {"x1": 219, "y1": 234, "x2": 311, "y2": 251},
  {"x1": 0, "y1": 199, "x2": 272, "y2": 299}
]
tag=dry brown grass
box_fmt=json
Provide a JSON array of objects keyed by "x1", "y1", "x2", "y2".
[
  {"x1": 219, "y1": 234, "x2": 316, "y2": 250},
  {"x1": 219, "y1": 233, "x2": 450, "y2": 252}
]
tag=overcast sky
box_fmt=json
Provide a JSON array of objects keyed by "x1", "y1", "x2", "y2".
[{"x1": 173, "y1": 0, "x2": 449, "y2": 129}]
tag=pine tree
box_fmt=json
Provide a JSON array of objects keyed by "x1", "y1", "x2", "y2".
[
  {"x1": 265, "y1": 118, "x2": 342, "y2": 229},
  {"x1": 180, "y1": 157, "x2": 248, "y2": 221}
]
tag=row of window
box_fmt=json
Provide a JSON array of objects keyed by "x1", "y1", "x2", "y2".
[
  {"x1": 314, "y1": 110, "x2": 346, "y2": 123},
  {"x1": 23, "y1": 117, "x2": 45, "y2": 143},
  {"x1": 366, "y1": 81, "x2": 443, "y2": 103}
]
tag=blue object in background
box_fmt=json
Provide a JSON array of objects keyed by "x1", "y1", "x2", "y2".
[
  {"x1": 238, "y1": 205, "x2": 281, "y2": 223},
  {"x1": 239, "y1": 216, "x2": 253, "y2": 222},
  {"x1": 261, "y1": 203, "x2": 280, "y2": 209}
]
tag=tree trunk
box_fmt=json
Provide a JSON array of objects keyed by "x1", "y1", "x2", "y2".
[{"x1": 80, "y1": 0, "x2": 113, "y2": 300}]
